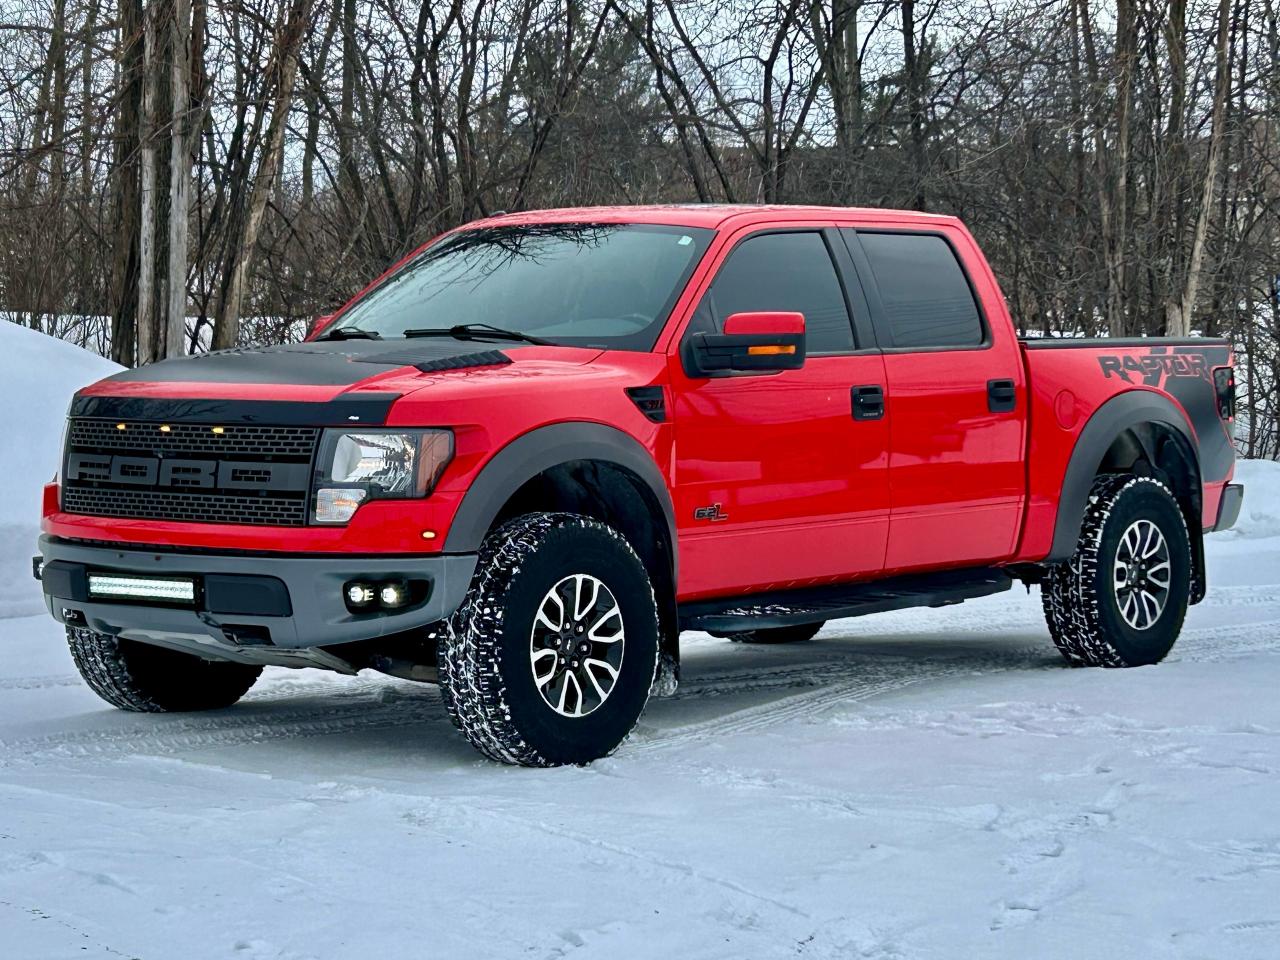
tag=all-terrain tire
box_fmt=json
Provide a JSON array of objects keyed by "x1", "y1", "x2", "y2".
[
  {"x1": 437, "y1": 512, "x2": 660, "y2": 766},
  {"x1": 1042, "y1": 475, "x2": 1192, "y2": 667},
  {"x1": 66, "y1": 627, "x2": 263, "y2": 711},
  {"x1": 726, "y1": 622, "x2": 825, "y2": 644}
]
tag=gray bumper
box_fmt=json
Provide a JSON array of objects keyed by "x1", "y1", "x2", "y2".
[
  {"x1": 1212, "y1": 483, "x2": 1244, "y2": 532},
  {"x1": 37, "y1": 536, "x2": 476, "y2": 652}
]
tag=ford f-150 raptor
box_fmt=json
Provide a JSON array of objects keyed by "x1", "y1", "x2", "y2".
[{"x1": 34, "y1": 205, "x2": 1244, "y2": 766}]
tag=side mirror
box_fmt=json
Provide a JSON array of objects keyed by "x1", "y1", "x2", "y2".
[
  {"x1": 306, "y1": 314, "x2": 336, "y2": 341},
  {"x1": 685, "y1": 312, "x2": 806, "y2": 377}
]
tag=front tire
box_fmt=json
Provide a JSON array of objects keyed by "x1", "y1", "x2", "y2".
[
  {"x1": 437, "y1": 513, "x2": 660, "y2": 766},
  {"x1": 66, "y1": 627, "x2": 263, "y2": 711},
  {"x1": 1042, "y1": 475, "x2": 1192, "y2": 667}
]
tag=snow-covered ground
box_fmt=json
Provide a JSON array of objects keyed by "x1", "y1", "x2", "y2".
[{"x1": 2, "y1": 325, "x2": 1278, "y2": 959}]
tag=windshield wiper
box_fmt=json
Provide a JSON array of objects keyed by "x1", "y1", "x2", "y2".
[
  {"x1": 401, "y1": 323, "x2": 552, "y2": 346},
  {"x1": 316, "y1": 326, "x2": 382, "y2": 341}
]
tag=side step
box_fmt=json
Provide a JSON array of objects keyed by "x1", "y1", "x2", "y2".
[{"x1": 678, "y1": 568, "x2": 1013, "y2": 634}]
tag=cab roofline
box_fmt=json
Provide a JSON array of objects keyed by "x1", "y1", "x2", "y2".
[{"x1": 461, "y1": 204, "x2": 960, "y2": 231}]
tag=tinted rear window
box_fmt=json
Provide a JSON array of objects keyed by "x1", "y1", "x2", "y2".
[{"x1": 856, "y1": 232, "x2": 983, "y2": 348}]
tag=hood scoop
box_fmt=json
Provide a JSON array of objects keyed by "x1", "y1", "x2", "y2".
[{"x1": 352, "y1": 347, "x2": 511, "y2": 374}]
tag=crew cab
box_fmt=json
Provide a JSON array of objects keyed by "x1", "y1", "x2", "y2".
[{"x1": 35, "y1": 205, "x2": 1243, "y2": 765}]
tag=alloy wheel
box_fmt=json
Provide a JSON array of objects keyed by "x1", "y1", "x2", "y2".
[
  {"x1": 529, "y1": 574, "x2": 625, "y2": 717},
  {"x1": 1112, "y1": 518, "x2": 1172, "y2": 631}
]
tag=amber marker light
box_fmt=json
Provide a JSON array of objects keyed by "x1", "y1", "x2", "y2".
[
  {"x1": 747, "y1": 344, "x2": 796, "y2": 356},
  {"x1": 159, "y1": 424, "x2": 172, "y2": 433}
]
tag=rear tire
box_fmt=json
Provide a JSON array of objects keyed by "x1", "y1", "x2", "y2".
[
  {"x1": 1042, "y1": 475, "x2": 1191, "y2": 667},
  {"x1": 437, "y1": 513, "x2": 660, "y2": 766},
  {"x1": 725, "y1": 622, "x2": 824, "y2": 645},
  {"x1": 66, "y1": 627, "x2": 263, "y2": 711}
]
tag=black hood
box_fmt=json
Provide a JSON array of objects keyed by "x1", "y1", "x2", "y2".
[{"x1": 104, "y1": 338, "x2": 512, "y2": 386}]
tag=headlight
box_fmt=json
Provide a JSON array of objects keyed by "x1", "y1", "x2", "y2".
[{"x1": 313, "y1": 429, "x2": 453, "y2": 524}]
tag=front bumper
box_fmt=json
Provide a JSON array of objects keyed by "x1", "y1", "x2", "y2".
[{"x1": 36, "y1": 536, "x2": 476, "y2": 653}]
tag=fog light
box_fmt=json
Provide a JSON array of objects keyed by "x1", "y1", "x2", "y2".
[
  {"x1": 346, "y1": 582, "x2": 375, "y2": 608},
  {"x1": 379, "y1": 582, "x2": 408, "y2": 608}
]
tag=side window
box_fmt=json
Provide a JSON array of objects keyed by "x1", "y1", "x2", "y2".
[
  {"x1": 691, "y1": 231, "x2": 856, "y2": 354},
  {"x1": 856, "y1": 232, "x2": 984, "y2": 349}
]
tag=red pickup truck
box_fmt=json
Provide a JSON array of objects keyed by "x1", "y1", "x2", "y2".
[{"x1": 36, "y1": 205, "x2": 1242, "y2": 766}]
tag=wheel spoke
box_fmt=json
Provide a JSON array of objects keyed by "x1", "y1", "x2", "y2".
[
  {"x1": 573, "y1": 574, "x2": 599, "y2": 622},
  {"x1": 560, "y1": 670, "x2": 584, "y2": 717},
  {"x1": 1140, "y1": 589, "x2": 1160, "y2": 627},
  {"x1": 1120, "y1": 591, "x2": 1137, "y2": 622},
  {"x1": 588, "y1": 604, "x2": 623, "y2": 643},
  {"x1": 1142, "y1": 522, "x2": 1164, "y2": 559},
  {"x1": 535, "y1": 591, "x2": 565, "y2": 633},
  {"x1": 531, "y1": 648, "x2": 558, "y2": 687},
  {"x1": 583, "y1": 658, "x2": 616, "y2": 700},
  {"x1": 1123, "y1": 525, "x2": 1140, "y2": 559}
]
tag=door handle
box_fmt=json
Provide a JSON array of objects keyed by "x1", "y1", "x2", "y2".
[
  {"x1": 851, "y1": 385, "x2": 885, "y2": 421},
  {"x1": 987, "y1": 378, "x2": 1017, "y2": 413}
]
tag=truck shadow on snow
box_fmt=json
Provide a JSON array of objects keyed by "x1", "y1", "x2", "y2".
[
  {"x1": 6, "y1": 630, "x2": 1067, "y2": 771},
  {"x1": 211, "y1": 630, "x2": 1066, "y2": 766}
]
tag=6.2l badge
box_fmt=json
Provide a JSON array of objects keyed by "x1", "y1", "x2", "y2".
[{"x1": 694, "y1": 503, "x2": 729, "y2": 522}]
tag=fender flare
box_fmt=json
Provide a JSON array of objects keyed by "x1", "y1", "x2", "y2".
[
  {"x1": 442, "y1": 421, "x2": 677, "y2": 566},
  {"x1": 1045, "y1": 391, "x2": 1200, "y2": 562}
]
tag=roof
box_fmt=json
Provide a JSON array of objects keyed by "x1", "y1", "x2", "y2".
[{"x1": 464, "y1": 204, "x2": 959, "y2": 231}]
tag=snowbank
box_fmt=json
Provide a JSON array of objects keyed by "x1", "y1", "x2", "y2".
[
  {"x1": 0, "y1": 322, "x2": 120, "y2": 617},
  {"x1": 1212, "y1": 457, "x2": 1280, "y2": 541}
]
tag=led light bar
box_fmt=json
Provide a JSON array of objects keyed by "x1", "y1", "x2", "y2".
[{"x1": 87, "y1": 574, "x2": 196, "y2": 603}]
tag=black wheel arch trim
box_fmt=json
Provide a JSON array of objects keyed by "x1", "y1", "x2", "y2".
[
  {"x1": 1045, "y1": 390, "x2": 1202, "y2": 563},
  {"x1": 442, "y1": 421, "x2": 677, "y2": 575}
]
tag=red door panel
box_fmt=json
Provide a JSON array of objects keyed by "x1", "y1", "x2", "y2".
[
  {"x1": 879, "y1": 351, "x2": 1025, "y2": 570},
  {"x1": 672, "y1": 355, "x2": 890, "y2": 599}
]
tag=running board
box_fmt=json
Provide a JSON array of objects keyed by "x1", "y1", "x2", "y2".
[{"x1": 678, "y1": 568, "x2": 1013, "y2": 634}]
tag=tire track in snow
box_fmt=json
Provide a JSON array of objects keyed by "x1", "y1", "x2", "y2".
[
  {"x1": 2, "y1": 602, "x2": 1276, "y2": 768},
  {"x1": 635, "y1": 612, "x2": 1280, "y2": 752}
]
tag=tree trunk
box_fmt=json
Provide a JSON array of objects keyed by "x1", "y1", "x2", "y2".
[
  {"x1": 901, "y1": 0, "x2": 927, "y2": 210},
  {"x1": 212, "y1": 0, "x2": 314, "y2": 350},
  {"x1": 109, "y1": 0, "x2": 144, "y2": 367},
  {"x1": 1168, "y1": 0, "x2": 1232, "y2": 336},
  {"x1": 165, "y1": 0, "x2": 192, "y2": 357},
  {"x1": 137, "y1": 1, "x2": 158, "y2": 363},
  {"x1": 1108, "y1": 0, "x2": 1137, "y2": 337},
  {"x1": 80, "y1": 0, "x2": 99, "y2": 200},
  {"x1": 338, "y1": 0, "x2": 357, "y2": 205}
]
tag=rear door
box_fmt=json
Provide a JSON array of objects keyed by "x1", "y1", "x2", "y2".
[
  {"x1": 841, "y1": 227, "x2": 1027, "y2": 571},
  {"x1": 669, "y1": 226, "x2": 890, "y2": 599}
]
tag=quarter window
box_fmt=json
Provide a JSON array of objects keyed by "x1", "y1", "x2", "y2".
[
  {"x1": 691, "y1": 232, "x2": 856, "y2": 354},
  {"x1": 856, "y1": 232, "x2": 983, "y2": 349}
]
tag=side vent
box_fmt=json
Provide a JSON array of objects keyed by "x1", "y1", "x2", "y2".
[{"x1": 626, "y1": 386, "x2": 667, "y2": 423}]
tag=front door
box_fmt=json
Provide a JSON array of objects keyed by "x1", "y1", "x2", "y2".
[{"x1": 670, "y1": 226, "x2": 890, "y2": 600}]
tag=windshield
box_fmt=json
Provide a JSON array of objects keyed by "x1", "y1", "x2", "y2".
[{"x1": 330, "y1": 223, "x2": 714, "y2": 350}]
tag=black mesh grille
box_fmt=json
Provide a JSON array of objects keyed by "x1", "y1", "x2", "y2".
[
  {"x1": 68, "y1": 420, "x2": 318, "y2": 460},
  {"x1": 62, "y1": 487, "x2": 307, "y2": 526},
  {"x1": 62, "y1": 418, "x2": 318, "y2": 527}
]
